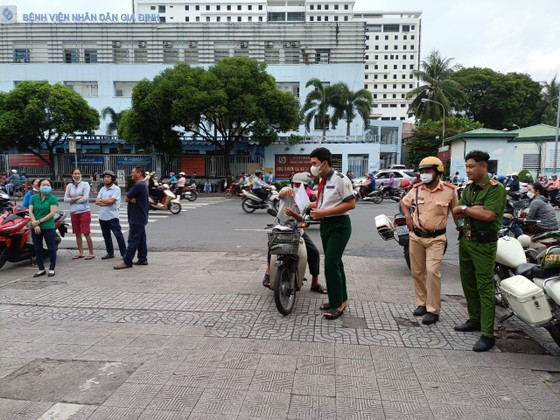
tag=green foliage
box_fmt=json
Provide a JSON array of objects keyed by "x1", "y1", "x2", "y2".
[
  {"x1": 406, "y1": 116, "x2": 482, "y2": 168},
  {"x1": 100, "y1": 106, "x2": 123, "y2": 135},
  {"x1": 517, "y1": 169, "x2": 534, "y2": 184},
  {"x1": 302, "y1": 78, "x2": 333, "y2": 136},
  {"x1": 450, "y1": 67, "x2": 542, "y2": 129},
  {"x1": 329, "y1": 83, "x2": 373, "y2": 136},
  {"x1": 287, "y1": 134, "x2": 304, "y2": 144},
  {"x1": 539, "y1": 75, "x2": 559, "y2": 125},
  {"x1": 0, "y1": 81, "x2": 99, "y2": 177}
]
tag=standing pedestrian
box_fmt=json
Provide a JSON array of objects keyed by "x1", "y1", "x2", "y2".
[
  {"x1": 400, "y1": 157, "x2": 458, "y2": 325},
  {"x1": 29, "y1": 179, "x2": 59, "y2": 277},
  {"x1": 22, "y1": 178, "x2": 40, "y2": 209},
  {"x1": 309, "y1": 147, "x2": 355, "y2": 320},
  {"x1": 91, "y1": 171, "x2": 98, "y2": 194},
  {"x1": 114, "y1": 166, "x2": 149, "y2": 269},
  {"x1": 95, "y1": 170, "x2": 127, "y2": 260},
  {"x1": 65, "y1": 168, "x2": 95, "y2": 260},
  {"x1": 452, "y1": 150, "x2": 507, "y2": 352}
]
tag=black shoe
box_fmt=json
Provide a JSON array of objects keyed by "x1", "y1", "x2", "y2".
[
  {"x1": 412, "y1": 306, "x2": 427, "y2": 316},
  {"x1": 101, "y1": 254, "x2": 115, "y2": 260},
  {"x1": 473, "y1": 335, "x2": 495, "y2": 352},
  {"x1": 454, "y1": 320, "x2": 481, "y2": 332},
  {"x1": 133, "y1": 260, "x2": 148, "y2": 265},
  {"x1": 422, "y1": 313, "x2": 439, "y2": 325}
]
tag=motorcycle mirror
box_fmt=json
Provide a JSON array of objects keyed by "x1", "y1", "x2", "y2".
[{"x1": 267, "y1": 208, "x2": 278, "y2": 217}]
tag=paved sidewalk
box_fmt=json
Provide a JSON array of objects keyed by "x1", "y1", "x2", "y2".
[{"x1": 0, "y1": 251, "x2": 559, "y2": 419}]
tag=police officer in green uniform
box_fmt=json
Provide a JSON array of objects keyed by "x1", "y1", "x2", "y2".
[{"x1": 452, "y1": 150, "x2": 507, "y2": 352}]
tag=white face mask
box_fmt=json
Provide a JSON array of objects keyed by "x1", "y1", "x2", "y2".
[
  {"x1": 73, "y1": 176, "x2": 82, "y2": 183},
  {"x1": 293, "y1": 187, "x2": 300, "y2": 194},
  {"x1": 310, "y1": 163, "x2": 322, "y2": 177},
  {"x1": 420, "y1": 173, "x2": 434, "y2": 184},
  {"x1": 527, "y1": 191, "x2": 535, "y2": 199}
]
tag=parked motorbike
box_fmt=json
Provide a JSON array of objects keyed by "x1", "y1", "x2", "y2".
[
  {"x1": 149, "y1": 184, "x2": 182, "y2": 214},
  {"x1": 176, "y1": 184, "x2": 198, "y2": 202},
  {"x1": 0, "y1": 208, "x2": 68, "y2": 270},
  {"x1": 495, "y1": 240, "x2": 560, "y2": 347},
  {"x1": 241, "y1": 187, "x2": 279, "y2": 213},
  {"x1": 375, "y1": 212, "x2": 411, "y2": 269},
  {"x1": 0, "y1": 188, "x2": 13, "y2": 212}
]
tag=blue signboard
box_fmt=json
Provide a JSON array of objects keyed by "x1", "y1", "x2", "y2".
[
  {"x1": 116, "y1": 156, "x2": 152, "y2": 166},
  {"x1": 77, "y1": 156, "x2": 104, "y2": 165}
]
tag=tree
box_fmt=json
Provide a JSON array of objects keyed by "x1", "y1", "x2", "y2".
[
  {"x1": 0, "y1": 81, "x2": 99, "y2": 178},
  {"x1": 407, "y1": 50, "x2": 465, "y2": 121},
  {"x1": 406, "y1": 116, "x2": 482, "y2": 169},
  {"x1": 450, "y1": 67, "x2": 542, "y2": 129},
  {"x1": 119, "y1": 58, "x2": 301, "y2": 177},
  {"x1": 302, "y1": 78, "x2": 334, "y2": 137},
  {"x1": 539, "y1": 75, "x2": 559, "y2": 125},
  {"x1": 329, "y1": 83, "x2": 373, "y2": 136},
  {"x1": 100, "y1": 106, "x2": 123, "y2": 135}
]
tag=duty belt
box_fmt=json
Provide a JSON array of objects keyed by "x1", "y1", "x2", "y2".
[
  {"x1": 460, "y1": 228, "x2": 498, "y2": 243},
  {"x1": 413, "y1": 227, "x2": 446, "y2": 238}
]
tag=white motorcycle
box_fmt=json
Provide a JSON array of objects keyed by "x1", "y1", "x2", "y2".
[
  {"x1": 149, "y1": 184, "x2": 182, "y2": 214},
  {"x1": 241, "y1": 186, "x2": 279, "y2": 213},
  {"x1": 495, "y1": 235, "x2": 560, "y2": 347}
]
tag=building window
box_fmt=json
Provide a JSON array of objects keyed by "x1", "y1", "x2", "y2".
[
  {"x1": 383, "y1": 84, "x2": 387, "y2": 89},
  {"x1": 374, "y1": 65, "x2": 378, "y2": 69},
  {"x1": 383, "y1": 65, "x2": 388, "y2": 69},
  {"x1": 113, "y1": 81, "x2": 137, "y2": 97},
  {"x1": 317, "y1": 16, "x2": 321, "y2": 21},
  {"x1": 196, "y1": 16, "x2": 200, "y2": 22},
  {"x1": 403, "y1": 35, "x2": 407, "y2": 40},
  {"x1": 394, "y1": 35, "x2": 398, "y2": 40},
  {"x1": 227, "y1": 16, "x2": 231, "y2": 21},
  {"x1": 227, "y1": 5, "x2": 231, "y2": 10},
  {"x1": 344, "y1": 4, "x2": 349, "y2": 9},
  {"x1": 64, "y1": 49, "x2": 79, "y2": 63},
  {"x1": 196, "y1": 5, "x2": 200, "y2": 10},
  {"x1": 276, "y1": 82, "x2": 300, "y2": 98},
  {"x1": 248, "y1": 5, "x2": 252, "y2": 10},
  {"x1": 324, "y1": 16, "x2": 328, "y2": 21},
  {"x1": 385, "y1": 35, "x2": 388, "y2": 40},
  {"x1": 206, "y1": 5, "x2": 210, "y2": 10},
  {"x1": 185, "y1": 5, "x2": 189, "y2": 10},
  {"x1": 315, "y1": 49, "x2": 330, "y2": 64},
  {"x1": 403, "y1": 45, "x2": 407, "y2": 50},
  {"x1": 317, "y1": 4, "x2": 321, "y2": 10},
  {"x1": 375, "y1": 35, "x2": 379, "y2": 41},
  {"x1": 84, "y1": 49, "x2": 97, "y2": 63},
  {"x1": 217, "y1": 5, "x2": 220, "y2": 10},
  {"x1": 150, "y1": 6, "x2": 155, "y2": 10},
  {"x1": 159, "y1": 16, "x2": 166, "y2": 22},
  {"x1": 248, "y1": 16, "x2": 252, "y2": 21},
  {"x1": 402, "y1": 25, "x2": 410, "y2": 32},
  {"x1": 216, "y1": 16, "x2": 221, "y2": 21},
  {"x1": 344, "y1": 16, "x2": 348, "y2": 21},
  {"x1": 334, "y1": 16, "x2": 338, "y2": 21},
  {"x1": 64, "y1": 81, "x2": 98, "y2": 97},
  {"x1": 14, "y1": 48, "x2": 30, "y2": 63},
  {"x1": 365, "y1": 64, "x2": 369, "y2": 69},
  {"x1": 206, "y1": 16, "x2": 210, "y2": 22},
  {"x1": 237, "y1": 5, "x2": 242, "y2": 10},
  {"x1": 237, "y1": 16, "x2": 242, "y2": 21},
  {"x1": 259, "y1": 16, "x2": 263, "y2": 21},
  {"x1": 310, "y1": 5, "x2": 314, "y2": 10},
  {"x1": 185, "y1": 17, "x2": 189, "y2": 22},
  {"x1": 134, "y1": 49, "x2": 147, "y2": 63},
  {"x1": 259, "y1": 5, "x2": 263, "y2": 10},
  {"x1": 383, "y1": 24, "x2": 399, "y2": 32},
  {"x1": 334, "y1": 4, "x2": 339, "y2": 9},
  {"x1": 325, "y1": 5, "x2": 329, "y2": 9},
  {"x1": 158, "y1": 5, "x2": 166, "y2": 13}
]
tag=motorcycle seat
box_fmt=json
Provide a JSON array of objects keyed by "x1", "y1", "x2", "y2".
[
  {"x1": 533, "y1": 230, "x2": 560, "y2": 241},
  {"x1": 514, "y1": 262, "x2": 538, "y2": 280}
]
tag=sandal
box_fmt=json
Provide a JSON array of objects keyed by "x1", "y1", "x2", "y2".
[
  {"x1": 72, "y1": 255, "x2": 85, "y2": 260},
  {"x1": 319, "y1": 303, "x2": 331, "y2": 311},
  {"x1": 84, "y1": 255, "x2": 95, "y2": 260},
  {"x1": 324, "y1": 308, "x2": 345, "y2": 320},
  {"x1": 310, "y1": 284, "x2": 328, "y2": 294},
  {"x1": 33, "y1": 270, "x2": 46, "y2": 278}
]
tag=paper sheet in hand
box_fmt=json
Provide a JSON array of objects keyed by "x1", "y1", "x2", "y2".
[{"x1": 294, "y1": 186, "x2": 310, "y2": 215}]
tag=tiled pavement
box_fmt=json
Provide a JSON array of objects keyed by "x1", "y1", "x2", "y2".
[{"x1": 0, "y1": 251, "x2": 559, "y2": 419}]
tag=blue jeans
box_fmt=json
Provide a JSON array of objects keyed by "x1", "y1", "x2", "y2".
[
  {"x1": 31, "y1": 228, "x2": 57, "y2": 270},
  {"x1": 100, "y1": 218, "x2": 127, "y2": 257},
  {"x1": 124, "y1": 223, "x2": 147, "y2": 266}
]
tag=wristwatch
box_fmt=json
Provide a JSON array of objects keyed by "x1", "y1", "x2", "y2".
[{"x1": 460, "y1": 205, "x2": 467, "y2": 213}]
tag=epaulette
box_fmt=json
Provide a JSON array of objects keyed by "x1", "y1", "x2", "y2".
[
  {"x1": 443, "y1": 182, "x2": 456, "y2": 188},
  {"x1": 412, "y1": 183, "x2": 422, "y2": 188},
  {"x1": 336, "y1": 172, "x2": 345, "y2": 178},
  {"x1": 489, "y1": 179, "x2": 499, "y2": 186}
]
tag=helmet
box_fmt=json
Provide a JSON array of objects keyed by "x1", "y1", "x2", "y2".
[
  {"x1": 101, "y1": 170, "x2": 116, "y2": 180},
  {"x1": 179, "y1": 172, "x2": 185, "y2": 176},
  {"x1": 517, "y1": 234, "x2": 531, "y2": 249},
  {"x1": 418, "y1": 156, "x2": 444, "y2": 173},
  {"x1": 540, "y1": 246, "x2": 560, "y2": 273},
  {"x1": 11, "y1": 169, "x2": 17, "y2": 173},
  {"x1": 389, "y1": 172, "x2": 395, "y2": 177},
  {"x1": 511, "y1": 172, "x2": 518, "y2": 177},
  {"x1": 497, "y1": 175, "x2": 506, "y2": 182},
  {"x1": 291, "y1": 172, "x2": 309, "y2": 185},
  {"x1": 254, "y1": 170, "x2": 263, "y2": 176}
]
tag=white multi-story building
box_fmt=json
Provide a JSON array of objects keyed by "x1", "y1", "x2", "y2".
[{"x1": 134, "y1": 0, "x2": 423, "y2": 121}]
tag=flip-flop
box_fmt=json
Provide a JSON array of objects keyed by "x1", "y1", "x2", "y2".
[
  {"x1": 85, "y1": 255, "x2": 95, "y2": 260},
  {"x1": 72, "y1": 255, "x2": 85, "y2": 260},
  {"x1": 310, "y1": 285, "x2": 328, "y2": 294}
]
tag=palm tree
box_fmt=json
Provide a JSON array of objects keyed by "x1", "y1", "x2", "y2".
[
  {"x1": 100, "y1": 106, "x2": 123, "y2": 135},
  {"x1": 330, "y1": 83, "x2": 373, "y2": 136},
  {"x1": 407, "y1": 50, "x2": 465, "y2": 121},
  {"x1": 302, "y1": 78, "x2": 333, "y2": 137},
  {"x1": 539, "y1": 75, "x2": 559, "y2": 125}
]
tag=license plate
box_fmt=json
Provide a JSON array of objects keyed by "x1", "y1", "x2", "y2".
[{"x1": 396, "y1": 226, "x2": 409, "y2": 236}]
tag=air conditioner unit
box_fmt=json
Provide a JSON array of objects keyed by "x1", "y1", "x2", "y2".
[
  {"x1": 239, "y1": 41, "x2": 248, "y2": 48},
  {"x1": 163, "y1": 41, "x2": 173, "y2": 48},
  {"x1": 283, "y1": 41, "x2": 291, "y2": 48},
  {"x1": 264, "y1": 41, "x2": 273, "y2": 48},
  {"x1": 188, "y1": 41, "x2": 197, "y2": 48},
  {"x1": 138, "y1": 41, "x2": 147, "y2": 48},
  {"x1": 112, "y1": 41, "x2": 121, "y2": 48},
  {"x1": 291, "y1": 41, "x2": 299, "y2": 48}
]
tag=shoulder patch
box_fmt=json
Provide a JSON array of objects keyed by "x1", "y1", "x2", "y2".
[
  {"x1": 443, "y1": 182, "x2": 456, "y2": 188},
  {"x1": 489, "y1": 179, "x2": 499, "y2": 186},
  {"x1": 336, "y1": 172, "x2": 344, "y2": 178}
]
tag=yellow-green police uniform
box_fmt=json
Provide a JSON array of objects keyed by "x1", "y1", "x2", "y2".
[{"x1": 458, "y1": 176, "x2": 506, "y2": 337}]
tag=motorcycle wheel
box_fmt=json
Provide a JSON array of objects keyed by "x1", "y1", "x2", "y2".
[
  {"x1": 185, "y1": 191, "x2": 197, "y2": 202},
  {"x1": 544, "y1": 324, "x2": 560, "y2": 347},
  {"x1": 241, "y1": 198, "x2": 256, "y2": 213},
  {"x1": 403, "y1": 245, "x2": 411, "y2": 271},
  {"x1": 0, "y1": 244, "x2": 8, "y2": 269},
  {"x1": 225, "y1": 190, "x2": 233, "y2": 199},
  {"x1": 274, "y1": 264, "x2": 296, "y2": 316},
  {"x1": 168, "y1": 202, "x2": 182, "y2": 214},
  {"x1": 371, "y1": 192, "x2": 383, "y2": 204}
]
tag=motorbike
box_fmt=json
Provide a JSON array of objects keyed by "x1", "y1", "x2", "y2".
[
  {"x1": 375, "y1": 212, "x2": 411, "y2": 269},
  {"x1": 369, "y1": 184, "x2": 404, "y2": 204},
  {"x1": 149, "y1": 184, "x2": 182, "y2": 214},
  {"x1": 494, "y1": 237, "x2": 560, "y2": 347},
  {"x1": 241, "y1": 187, "x2": 279, "y2": 213},
  {"x1": 0, "y1": 188, "x2": 13, "y2": 212},
  {"x1": 225, "y1": 182, "x2": 250, "y2": 199},
  {"x1": 353, "y1": 184, "x2": 383, "y2": 204},
  {"x1": 175, "y1": 184, "x2": 198, "y2": 201},
  {"x1": 266, "y1": 211, "x2": 316, "y2": 315},
  {"x1": 0, "y1": 207, "x2": 68, "y2": 270}
]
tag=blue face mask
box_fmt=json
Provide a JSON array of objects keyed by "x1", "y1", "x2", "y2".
[{"x1": 39, "y1": 186, "x2": 52, "y2": 194}]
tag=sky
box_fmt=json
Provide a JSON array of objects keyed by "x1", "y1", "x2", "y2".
[{"x1": 7, "y1": 0, "x2": 560, "y2": 84}]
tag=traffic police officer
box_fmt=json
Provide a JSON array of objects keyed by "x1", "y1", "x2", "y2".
[
  {"x1": 452, "y1": 150, "x2": 507, "y2": 352},
  {"x1": 309, "y1": 147, "x2": 355, "y2": 320},
  {"x1": 401, "y1": 157, "x2": 458, "y2": 325}
]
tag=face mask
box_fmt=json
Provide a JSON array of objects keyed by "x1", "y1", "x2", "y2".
[
  {"x1": 310, "y1": 163, "x2": 322, "y2": 177},
  {"x1": 32, "y1": 187, "x2": 39, "y2": 193},
  {"x1": 527, "y1": 191, "x2": 535, "y2": 199},
  {"x1": 420, "y1": 173, "x2": 434, "y2": 184},
  {"x1": 73, "y1": 176, "x2": 82, "y2": 183},
  {"x1": 40, "y1": 186, "x2": 52, "y2": 194}
]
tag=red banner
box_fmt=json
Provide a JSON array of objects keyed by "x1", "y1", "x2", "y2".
[
  {"x1": 9, "y1": 154, "x2": 50, "y2": 167},
  {"x1": 274, "y1": 155, "x2": 310, "y2": 178},
  {"x1": 180, "y1": 157, "x2": 206, "y2": 176}
]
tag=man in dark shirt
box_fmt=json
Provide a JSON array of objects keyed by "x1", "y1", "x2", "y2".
[{"x1": 115, "y1": 166, "x2": 149, "y2": 269}]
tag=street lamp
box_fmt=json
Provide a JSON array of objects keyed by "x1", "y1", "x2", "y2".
[
  {"x1": 421, "y1": 98, "x2": 445, "y2": 147},
  {"x1": 553, "y1": 95, "x2": 560, "y2": 172}
]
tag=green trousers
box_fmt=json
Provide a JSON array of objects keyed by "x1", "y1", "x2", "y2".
[
  {"x1": 458, "y1": 237, "x2": 497, "y2": 337},
  {"x1": 320, "y1": 216, "x2": 352, "y2": 308}
]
